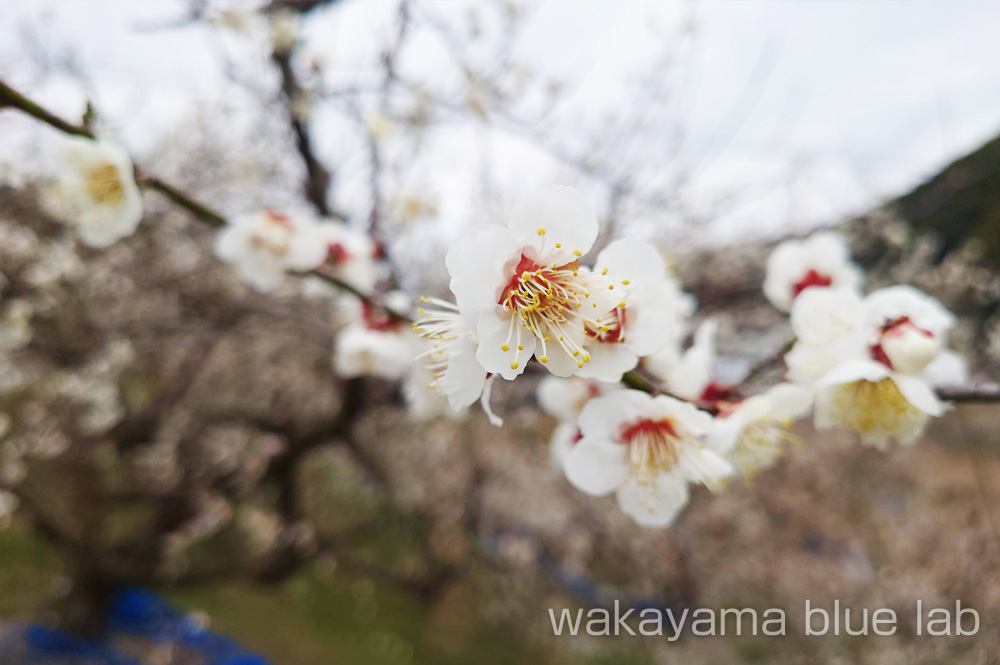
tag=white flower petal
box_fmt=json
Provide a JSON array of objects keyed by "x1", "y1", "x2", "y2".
[
  {"x1": 506, "y1": 185, "x2": 597, "y2": 265},
  {"x1": 678, "y1": 446, "x2": 735, "y2": 487},
  {"x1": 669, "y1": 319, "x2": 717, "y2": 400},
  {"x1": 816, "y1": 359, "x2": 890, "y2": 387},
  {"x1": 575, "y1": 342, "x2": 638, "y2": 382},
  {"x1": 563, "y1": 438, "x2": 627, "y2": 496},
  {"x1": 616, "y1": 472, "x2": 689, "y2": 528},
  {"x1": 891, "y1": 373, "x2": 944, "y2": 416},
  {"x1": 654, "y1": 395, "x2": 714, "y2": 436},
  {"x1": 446, "y1": 224, "x2": 521, "y2": 324},
  {"x1": 762, "y1": 383, "x2": 814, "y2": 421},
  {"x1": 475, "y1": 304, "x2": 535, "y2": 380},
  {"x1": 920, "y1": 349, "x2": 969, "y2": 387},
  {"x1": 620, "y1": 284, "x2": 680, "y2": 357},
  {"x1": 577, "y1": 389, "x2": 654, "y2": 442},
  {"x1": 864, "y1": 285, "x2": 955, "y2": 340},
  {"x1": 442, "y1": 335, "x2": 488, "y2": 408},
  {"x1": 595, "y1": 238, "x2": 666, "y2": 286}
]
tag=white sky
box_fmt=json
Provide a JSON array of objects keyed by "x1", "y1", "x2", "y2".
[{"x1": 2, "y1": 0, "x2": 1000, "y2": 246}]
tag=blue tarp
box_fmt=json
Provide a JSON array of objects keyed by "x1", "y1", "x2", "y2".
[{"x1": 0, "y1": 589, "x2": 270, "y2": 665}]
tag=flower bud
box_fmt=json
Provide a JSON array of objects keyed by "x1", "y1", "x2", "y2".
[{"x1": 881, "y1": 322, "x2": 938, "y2": 374}]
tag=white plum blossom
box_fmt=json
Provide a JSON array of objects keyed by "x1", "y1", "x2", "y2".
[
  {"x1": 334, "y1": 292, "x2": 416, "y2": 381},
  {"x1": 214, "y1": 210, "x2": 328, "y2": 292},
  {"x1": 574, "y1": 238, "x2": 685, "y2": 382},
  {"x1": 409, "y1": 297, "x2": 488, "y2": 417},
  {"x1": 786, "y1": 285, "x2": 968, "y2": 447},
  {"x1": 563, "y1": 390, "x2": 734, "y2": 528},
  {"x1": 537, "y1": 376, "x2": 621, "y2": 466},
  {"x1": 537, "y1": 375, "x2": 621, "y2": 423},
  {"x1": 644, "y1": 319, "x2": 731, "y2": 403},
  {"x1": 764, "y1": 232, "x2": 863, "y2": 312},
  {"x1": 445, "y1": 185, "x2": 620, "y2": 381},
  {"x1": 50, "y1": 136, "x2": 143, "y2": 248},
  {"x1": 711, "y1": 383, "x2": 813, "y2": 478}
]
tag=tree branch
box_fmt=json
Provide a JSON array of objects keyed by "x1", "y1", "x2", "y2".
[{"x1": 0, "y1": 77, "x2": 409, "y2": 322}]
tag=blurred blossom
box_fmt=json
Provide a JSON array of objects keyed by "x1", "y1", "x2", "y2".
[
  {"x1": 787, "y1": 285, "x2": 968, "y2": 447},
  {"x1": 48, "y1": 136, "x2": 143, "y2": 248},
  {"x1": 645, "y1": 318, "x2": 721, "y2": 403},
  {"x1": 317, "y1": 221, "x2": 380, "y2": 295},
  {"x1": 711, "y1": 383, "x2": 813, "y2": 478},
  {"x1": 334, "y1": 292, "x2": 417, "y2": 380},
  {"x1": 214, "y1": 210, "x2": 328, "y2": 292},
  {"x1": 764, "y1": 231, "x2": 863, "y2": 312}
]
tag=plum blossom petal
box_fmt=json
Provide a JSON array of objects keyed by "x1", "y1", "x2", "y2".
[
  {"x1": 616, "y1": 472, "x2": 689, "y2": 528},
  {"x1": 864, "y1": 285, "x2": 955, "y2": 340},
  {"x1": 577, "y1": 389, "x2": 655, "y2": 442},
  {"x1": 921, "y1": 349, "x2": 969, "y2": 387},
  {"x1": 816, "y1": 359, "x2": 890, "y2": 388},
  {"x1": 563, "y1": 438, "x2": 628, "y2": 496},
  {"x1": 764, "y1": 232, "x2": 862, "y2": 311},
  {"x1": 475, "y1": 304, "x2": 535, "y2": 380},
  {"x1": 446, "y1": 224, "x2": 521, "y2": 325},
  {"x1": 891, "y1": 373, "x2": 945, "y2": 417},
  {"x1": 575, "y1": 341, "x2": 638, "y2": 382},
  {"x1": 596, "y1": 238, "x2": 666, "y2": 286},
  {"x1": 442, "y1": 334, "x2": 488, "y2": 408},
  {"x1": 506, "y1": 185, "x2": 597, "y2": 265}
]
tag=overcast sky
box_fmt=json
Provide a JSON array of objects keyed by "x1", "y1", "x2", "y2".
[{"x1": 3, "y1": 0, "x2": 1000, "y2": 245}]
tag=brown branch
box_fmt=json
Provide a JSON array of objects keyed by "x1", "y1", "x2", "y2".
[
  {"x1": 937, "y1": 383, "x2": 1000, "y2": 403},
  {"x1": 0, "y1": 77, "x2": 410, "y2": 322},
  {"x1": 271, "y1": 49, "x2": 338, "y2": 219}
]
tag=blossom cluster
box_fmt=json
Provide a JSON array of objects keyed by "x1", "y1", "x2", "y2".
[{"x1": 39, "y1": 136, "x2": 973, "y2": 531}]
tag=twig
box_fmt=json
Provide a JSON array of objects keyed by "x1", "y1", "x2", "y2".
[
  {"x1": 741, "y1": 336, "x2": 796, "y2": 386},
  {"x1": 937, "y1": 383, "x2": 1000, "y2": 403},
  {"x1": 0, "y1": 77, "x2": 410, "y2": 322}
]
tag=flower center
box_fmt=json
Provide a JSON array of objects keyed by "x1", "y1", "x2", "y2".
[
  {"x1": 249, "y1": 211, "x2": 295, "y2": 256},
  {"x1": 584, "y1": 307, "x2": 625, "y2": 344},
  {"x1": 730, "y1": 420, "x2": 797, "y2": 477},
  {"x1": 497, "y1": 252, "x2": 625, "y2": 369},
  {"x1": 827, "y1": 378, "x2": 924, "y2": 442},
  {"x1": 85, "y1": 162, "x2": 125, "y2": 205},
  {"x1": 620, "y1": 418, "x2": 680, "y2": 478},
  {"x1": 869, "y1": 316, "x2": 936, "y2": 374},
  {"x1": 791, "y1": 269, "x2": 832, "y2": 298},
  {"x1": 327, "y1": 242, "x2": 351, "y2": 265}
]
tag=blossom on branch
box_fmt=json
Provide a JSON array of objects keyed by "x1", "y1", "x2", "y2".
[
  {"x1": 50, "y1": 136, "x2": 143, "y2": 248},
  {"x1": 334, "y1": 292, "x2": 416, "y2": 381},
  {"x1": 318, "y1": 221, "x2": 381, "y2": 295},
  {"x1": 407, "y1": 297, "x2": 488, "y2": 419},
  {"x1": 214, "y1": 210, "x2": 328, "y2": 292},
  {"x1": 537, "y1": 376, "x2": 621, "y2": 466},
  {"x1": 786, "y1": 285, "x2": 968, "y2": 447},
  {"x1": 711, "y1": 383, "x2": 813, "y2": 477},
  {"x1": 764, "y1": 231, "x2": 863, "y2": 312},
  {"x1": 562, "y1": 390, "x2": 734, "y2": 528},
  {"x1": 574, "y1": 238, "x2": 687, "y2": 382},
  {"x1": 446, "y1": 185, "x2": 622, "y2": 380}
]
